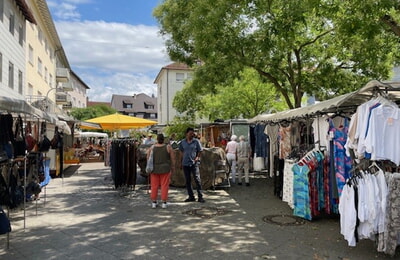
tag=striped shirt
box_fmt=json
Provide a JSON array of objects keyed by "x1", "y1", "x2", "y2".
[{"x1": 236, "y1": 140, "x2": 250, "y2": 158}]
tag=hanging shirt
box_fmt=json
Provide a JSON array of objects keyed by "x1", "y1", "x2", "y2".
[
  {"x1": 339, "y1": 183, "x2": 357, "y2": 247},
  {"x1": 312, "y1": 116, "x2": 330, "y2": 149},
  {"x1": 355, "y1": 99, "x2": 381, "y2": 158},
  {"x1": 279, "y1": 125, "x2": 291, "y2": 159},
  {"x1": 374, "y1": 169, "x2": 388, "y2": 234},
  {"x1": 365, "y1": 105, "x2": 400, "y2": 165}
]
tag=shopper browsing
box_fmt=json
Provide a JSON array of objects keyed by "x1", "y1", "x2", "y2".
[
  {"x1": 179, "y1": 127, "x2": 205, "y2": 203},
  {"x1": 147, "y1": 134, "x2": 175, "y2": 209}
]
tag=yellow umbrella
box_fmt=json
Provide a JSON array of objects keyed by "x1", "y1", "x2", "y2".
[{"x1": 81, "y1": 113, "x2": 157, "y2": 130}]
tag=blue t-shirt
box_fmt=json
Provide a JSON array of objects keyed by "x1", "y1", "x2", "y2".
[{"x1": 179, "y1": 138, "x2": 203, "y2": 166}]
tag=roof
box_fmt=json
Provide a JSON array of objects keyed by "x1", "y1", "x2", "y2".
[
  {"x1": 31, "y1": 0, "x2": 70, "y2": 68},
  {"x1": 153, "y1": 62, "x2": 192, "y2": 83},
  {"x1": 133, "y1": 93, "x2": 157, "y2": 113},
  {"x1": 110, "y1": 93, "x2": 157, "y2": 114},
  {"x1": 249, "y1": 80, "x2": 400, "y2": 123},
  {"x1": 111, "y1": 95, "x2": 135, "y2": 111},
  {"x1": 71, "y1": 71, "x2": 90, "y2": 89},
  {"x1": 87, "y1": 101, "x2": 111, "y2": 107},
  {"x1": 15, "y1": 0, "x2": 36, "y2": 24}
]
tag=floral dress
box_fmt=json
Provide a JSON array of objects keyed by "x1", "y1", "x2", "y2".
[{"x1": 328, "y1": 117, "x2": 352, "y2": 199}]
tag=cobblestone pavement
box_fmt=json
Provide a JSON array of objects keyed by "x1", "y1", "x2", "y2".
[
  {"x1": 0, "y1": 163, "x2": 270, "y2": 260},
  {"x1": 0, "y1": 163, "x2": 398, "y2": 259}
]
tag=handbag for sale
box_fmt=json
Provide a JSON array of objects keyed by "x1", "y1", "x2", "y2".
[
  {"x1": 38, "y1": 136, "x2": 51, "y2": 152},
  {"x1": 13, "y1": 115, "x2": 26, "y2": 157},
  {"x1": 0, "y1": 207, "x2": 11, "y2": 235}
]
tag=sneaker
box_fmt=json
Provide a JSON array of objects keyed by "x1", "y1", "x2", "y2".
[
  {"x1": 184, "y1": 197, "x2": 196, "y2": 202},
  {"x1": 151, "y1": 201, "x2": 157, "y2": 209},
  {"x1": 162, "y1": 202, "x2": 168, "y2": 209},
  {"x1": 246, "y1": 183, "x2": 250, "y2": 186},
  {"x1": 198, "y1": 197, "x2": 205, "y2": 203}
]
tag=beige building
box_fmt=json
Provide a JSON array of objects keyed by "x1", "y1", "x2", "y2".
[
  {"x1": 25, "y1": 0, "x2": 72, "y2": 113},
  {"x1": 69, "y1": 70, "x2": 89, "y2": 109}
]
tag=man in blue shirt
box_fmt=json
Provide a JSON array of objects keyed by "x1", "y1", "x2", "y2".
[{"x1": 179, "y1": 127, "x2": 205, "y2": 203}]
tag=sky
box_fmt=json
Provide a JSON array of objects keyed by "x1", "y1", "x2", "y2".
[{"x1": 47, "y1": 0, "x2": 170, "y2": 102}]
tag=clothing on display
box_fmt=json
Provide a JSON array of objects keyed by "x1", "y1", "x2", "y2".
[
  {"x1": 110, "y1": 139, "x2": 137, "y2": 189},
  {"x1": 292, "y1": 149, "x2": 326, "y2": 220},
  {"x1": 339, "y1": 165, "x2": 400, "y2": 256}
]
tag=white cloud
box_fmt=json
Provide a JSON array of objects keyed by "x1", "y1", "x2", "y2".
[
  {"x1": 48, "y1": 1, "x2": 171, "y2": 102},
  {"x1": 55, "y1": 21, "x2": 169, "y2": 74},
  {"x1": 47, "y1": 1, "x2": 81, "y2": 21},
  {"x1": 79, "y1": 70, "x2": 158, "y2": 102}
]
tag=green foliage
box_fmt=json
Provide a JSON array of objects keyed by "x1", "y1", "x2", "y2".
[
  {"x1": 70, "y1": 105, "x2": 117, "y2": 121},
  {"x1": 201, "y1": 68, "x2": 290, "y2": 121},
  {"x1": 164, "y1": 116, "x2": 196, "y2": 141},
  {"x1": 154, "y1": 0, "x2": 400, "y2": 109}
]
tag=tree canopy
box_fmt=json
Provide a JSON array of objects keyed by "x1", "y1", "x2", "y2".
[
  {"x1": 70, "y1": 105, "x2": 117, "y2": 121},
  {"x1": 173, "y1": 68, "x2": 289, "y2": 121},
  {"x1": 154, "y1": 0, "x2": 400, "y2": 109}
]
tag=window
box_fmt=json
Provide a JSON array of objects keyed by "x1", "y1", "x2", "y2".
[
  {"x1": 38, "y1": 28, "x2": 43, "y2": 44},
  {"x1": 8, "y1": 62, "x2": 14, "y2": 89},
  {"x1": 44, "y1": 67, "x2": 48, "y2": 83},
  {"x1": 18, "y1": 25, "x2": 23, "y2": 45},
  {"x1": 145, "y1": 104, "x2": 154, "y2": 109},
  {"x1": 123, "y1": 102, "x2": 132, "y2": 109},
  {"x1": 49, "y1": 73, "x2": 53, "y2": 88},
  {"x1": 18, "y1": 70, "x2": 22, "y2": 94},
  {"x1": 0, "y1": 0, "x2": 3, "y2": 22},
  {"x1": 9, "y1": 13, "x2": 14, "y2": 35},
  {"x1": 28, "y1": 83, "x2": 33, "y2": 96},
  {"x1": 44, "y1": 38, "x2": 48, "y2": 54},
  {"x1": 37, "y1": 58, "x2": 42, "y2": 75},
  {"x1": 0, "y1": 52, "x2": 2, "y2": 82},
  {"x1": 28, "y1": 45, "x2": 34, "y2": 65},
  {"x1": 150, "y1": 113, "x2": 156, "y2": 119},
  {"x1": 176, "y1": 72, "x2": 184, "y2": 82}
]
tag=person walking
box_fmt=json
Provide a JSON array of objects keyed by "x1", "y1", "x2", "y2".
[
  {"x1": 236, "y1": 135, "x2": 252, "y2": 186},
  {"x1": 179, "y1": 127, "x2": 205, "y2": 203},
  {"x1": 144, "y1": 133, "x2": 155, "y2": 145},
  {"x1": 147, "y1": 134, "x2": 175, "y2": 209},
  {"x1": 226, "y1": 135, "x2": 238, "y2": 184}
]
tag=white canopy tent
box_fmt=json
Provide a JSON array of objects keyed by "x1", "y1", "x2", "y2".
[
  {"x1": 74, "y1": 131, "x2": 108, "y2": 139},
  {"x1": 0, "y1": 95, "x2": 57, "y2": 123},
  {"x1": 250, "y1": 80, "x2": 400, "y2": 123}
]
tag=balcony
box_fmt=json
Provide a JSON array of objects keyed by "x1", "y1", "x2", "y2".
[
  {"x1": 56, "y1": 68, "x2": 70, "y2": 83},
  {"x1": 60, "y1": 81, "x2": 74, "y2": 92},
  {"x1": 62, "y1": 101, "x2": 73, "y2": 109},
  {"x1": 55, "y1": 93, "x2": 70, "y2": 105}
]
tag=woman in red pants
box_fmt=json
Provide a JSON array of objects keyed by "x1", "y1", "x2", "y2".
[{"x1": 147, "y1": 134, "x2": 175, "y2": 209}]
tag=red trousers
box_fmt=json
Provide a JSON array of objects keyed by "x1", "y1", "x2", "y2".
[{"x1": 150, "y1": 172, "x2": 171, "y2": 201}]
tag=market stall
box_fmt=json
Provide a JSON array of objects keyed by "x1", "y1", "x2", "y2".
[
  {"x1": 249, "y1": 79, "x2": 400, "y2": 256},
  {"x1": 70, "y1": 131, "x2": 108, "y2": 163}
]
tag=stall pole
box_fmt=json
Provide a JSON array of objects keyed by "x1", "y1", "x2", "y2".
[
  {"x1": 23, "y1": 155, "x2": 26, "y2": 230},
  {"x1": 6, "y1": 207, "x2": 10, "y2": 249}
]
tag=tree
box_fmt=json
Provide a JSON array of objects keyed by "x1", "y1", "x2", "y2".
[
  {"x1": 164, "y1": 116, "x2": 196, "y2": 141},
  {"x1": 154, "y1": 0, "x2": 399, "y2": 109},
  {"x1": 70, "y1": 105, "x2": 117, "y2": 121},
  {"x1": 174, "y1": 68, "x2": 289, "y2": 121}
]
